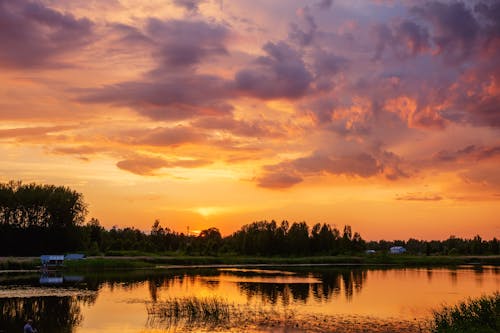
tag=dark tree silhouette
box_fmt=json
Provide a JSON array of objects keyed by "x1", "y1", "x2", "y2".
[{"x1": 1, "y1": 181, "x2": 498, "y2": 257}]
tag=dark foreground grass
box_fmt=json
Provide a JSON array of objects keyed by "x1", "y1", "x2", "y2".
[
  {"x1": 147, "y1": 297, "x2": 230, "y2": 324},
  {"x1": 430, "y1": 293, "x2": 500, "y2": 333}
]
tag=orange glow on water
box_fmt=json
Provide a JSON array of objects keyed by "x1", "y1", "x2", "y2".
[{"x1": 71, "y1": 266, "x2": 500, "y2": 333}]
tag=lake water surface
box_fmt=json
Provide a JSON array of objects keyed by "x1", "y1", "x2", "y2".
[{"x1": 0, "y1": 265, "x2": 498, "y2": 332}]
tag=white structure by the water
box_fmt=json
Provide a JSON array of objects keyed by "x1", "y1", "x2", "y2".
[{"x1": 389, "y1": 246, "x2": 406, "y2": 254}]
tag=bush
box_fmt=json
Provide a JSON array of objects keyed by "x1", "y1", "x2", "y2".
[{"x1": 431, "y1": 293, "x2": 499, "y2": 333}]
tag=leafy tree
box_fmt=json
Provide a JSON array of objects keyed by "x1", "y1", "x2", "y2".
[
  {"x1": 198, "y1": 227, "x2": 222, "y2": 254},
  {"x1": 287, "y1": 222, "x2": 309, "y2": 255},
  {"x1": 0, "y1": 181, "x2": 88, "y2": 255},
  {"x1": 0, "y1": 181, "x2": 87, "y2": 229},
  {"x1": 490, "y1": 238, "x2": 499, "y2": 255}
]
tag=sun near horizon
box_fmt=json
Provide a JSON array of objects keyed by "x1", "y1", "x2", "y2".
[{"x1": 0, "y1": 0, "x2": 499, "y2": 241}]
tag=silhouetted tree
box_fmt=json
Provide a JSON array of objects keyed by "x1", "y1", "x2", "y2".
[
  {"x1": 3, "y1": 181, "x2": 497, "y2": 257},
  {"x1": 197, "y1": 227, "x2": 222, "y2": 255},
  {"x1": 287, "y1": 222, "x2": 309, "y2": 255},
  {"x1": 0, "y1": 181, "x2": 87, "y2": 255}
]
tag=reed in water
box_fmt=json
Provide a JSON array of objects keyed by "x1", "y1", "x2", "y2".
[{"x1": 147, "y1": 296, "x2": 230, "y2": 324}]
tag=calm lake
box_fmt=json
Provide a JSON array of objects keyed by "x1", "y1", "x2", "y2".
[{"x1": 0, "y1": 265, "x2": 498, "y2": 332}]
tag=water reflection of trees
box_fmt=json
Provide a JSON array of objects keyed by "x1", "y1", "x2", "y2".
[
  {"x1": 239, "y1": 283, "x2": 296, "y2": 305},
  {"x1": 146, "y1": 269, "x2": 221, "y2": 302},
  {"x1": 82, "y1": 268, "x2": 368, "y2": 306},
  {"x1": 237, "y1": 269, "x2": 367, "y2": 304},
  {"x1": 0, "y1": 268, "x2": 371, "y2": 332},
  {"x1": 0, "y1": 270, "x2": 181, "y2": 333},
  {"x1": 0, "y1": 296, "x2": 88, "y2": 333}
]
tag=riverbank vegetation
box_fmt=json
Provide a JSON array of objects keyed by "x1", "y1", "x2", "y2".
[
  {"x1": 1, "y1": 181, "x2": 499, "y2": 259},
  {"x1": 430, "y1": 293, "x2": 499, "y2": 333},
  {"x1": 146, "y1": 296, "x2": 425, "y2": 333},
  {"x1": 147, "y1": 297, "x2": 230, "y2": 325},
  {"x1": 3, "y1": 254, "x2": 499, "y2": 271},
  {"x1": 146, "y1": 292, "x2": 500, "y2": 333},
  {"x1": 63, "y1": 255, "x2": 500, "y2": 272}
]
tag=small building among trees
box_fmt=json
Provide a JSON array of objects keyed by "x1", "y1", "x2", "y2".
[
  {"x1": 390, "y1": 246, "x2": 406, "y2": 254},
  {"x1": 40, "y1": 255, "x2": 65, "y2": 268}
]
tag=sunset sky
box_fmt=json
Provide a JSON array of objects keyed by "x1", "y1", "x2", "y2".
[{"x1": 1, "y1": 0, "x2": 499, "y2": 240}]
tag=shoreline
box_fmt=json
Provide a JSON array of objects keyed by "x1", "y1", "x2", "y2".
[{"x1": 1, "y1": 255, "x2": 500, "y2": 272}]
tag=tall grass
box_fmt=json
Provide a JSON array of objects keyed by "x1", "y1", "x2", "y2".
[
  {"x1": 146, "y1": 296, "x2": 297, "y2": 330},
  {"x1": 147, "y1": 296, "x2": 230, "y2": 325},
  {"x1": 431, "y1": 292, "x2": 499, "y2": 333},
  {"x1": 146, "y1": 296, "x2": 425, "y2": 332}
]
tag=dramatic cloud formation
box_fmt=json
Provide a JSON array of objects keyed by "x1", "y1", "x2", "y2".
[
  {"x1": 146, "y1": 18, "x2": 229, "y2": 68},
  {"x1": 0, "y1": 0, "x2": 93, "y2": 68},
  {"x1": 79, "y1": 17, "x2": 233, "y2": 121},
  {"x1": 373, "y1": 20, "x2": 430, "y2": 60},
  {"x1": 433, "y1": 145, "x2": 500, "y2": 163},
  {"x1": 1, "y1": 0, "x2": 499, "y2": 238},
  {"x1": 257, "y1": 148, "x2": 409, "y2": 189},
  {"x1": 412, "y1": 1, "x2": 479, "y2": 62},
  {"x1": 235, "y1": 41, "x2": 313, "y2": 99},
  {"x1": 80, "y1": 75, "x2": 233, "y2": 121}
]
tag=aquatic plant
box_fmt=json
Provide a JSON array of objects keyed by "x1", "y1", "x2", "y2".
[
  {"x1": 146, "y1": 296, "x2": 230, "y2": 324},
  {"x1": 146, "y1": 296, "x2": 425, "y2": 332},
  {"x1": 146, "y1": 296, "x2": 299, "y2": 331},
  {"x1": 430, "y1": 292, "x2": 499, "y2": 333}
]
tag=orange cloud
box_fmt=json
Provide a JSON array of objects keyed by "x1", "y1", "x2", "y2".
[
  {"x1": 116, "y1": 155, "x2": 212, "y2": 176},
  {"x1": 1, "y1": 0, "x2": 499, "y2": 239}
]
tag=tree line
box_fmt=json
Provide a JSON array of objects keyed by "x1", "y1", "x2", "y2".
[
  {"x1": 0, "y1": 181, "x2": 498, "y2": 256},
  {"x1": 0, "y1": 181, "x2": 87, "y2": 255}
]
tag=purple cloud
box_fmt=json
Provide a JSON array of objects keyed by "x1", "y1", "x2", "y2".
[
  {"x1": 289, "y1": 5, "x2": 317, "y2": 47},
  {"x1": 79, "y1": 74, "x2": 233, "y2": 121},
  {"x1": 77, "y1": 17, "x2": 234, "y2": 121},
  {"x1": 173, "y1": 0, "x2": 205, "y2": 13},
  {"x1": 146, "y1": 18, "x2": 229, "y2": 68},
  {"x1": 235, "y1": 42, "x2": 312, "y2": 99},
  {"x1": 433, "y1": 144, "x2": 500, "y2": 162},
  {"x1": 257, "y1": 148, "x2": 410, "y2": 189},
  {"x1": 294, "y1": 152, "x2": 380, "y2": 177},
  {"x1": 412, "y1": 1, "x2": 479, "y2": 63},
  {"x1": 373, "y1": 20, "x2": 430, "y2": 60},
  {"x1": 315, "y1": 0, "x2": 334, "y2": 10},
  {"x1": 0, "y1": 0, "x2": 93, "y2": 68},
  {"x1": 475, "y1": 1, "x2": 500, "y2": 42}
]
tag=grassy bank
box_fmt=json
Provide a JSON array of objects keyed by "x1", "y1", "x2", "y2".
[
  {"x1": 0, "y1": 257, "x2": 38, "y2": 270},
  {"x1": 2, "y1": 254, "x2": 500, "y2": 272},
  {"x1": 430, "y1": 293, "x2": 499, "y2": 333},
  {"x1": 66, "y1": 254, "x2": 500, "y2": 271}
]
